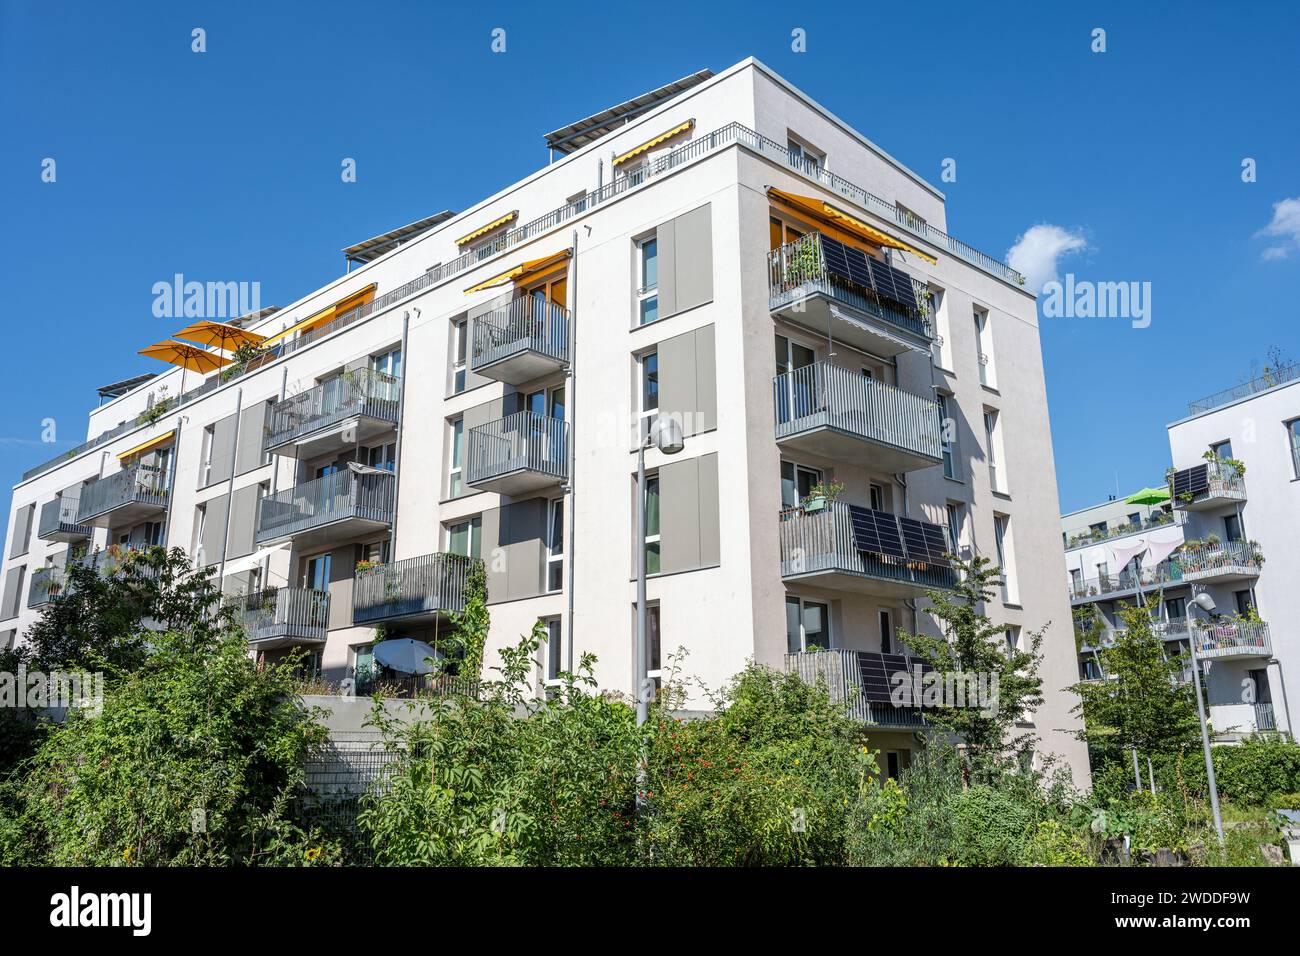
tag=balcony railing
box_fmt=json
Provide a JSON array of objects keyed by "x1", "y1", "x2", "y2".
[
  {"x1": 466, "y1": 411, "x2": 568, "y2": 491},
  {"x1": 265, "y1": 369, "x2": 400, "y2": 451},
  {"x1": 232, "y1": 587, "x2": 330, "y2": 644},
  {"x1": 1178, "y1": 541, "x2": 1263, "y2": 581},
  {"x1": 1170, "y1": 460, "x2": 1246, "y2": 510},
  {"x1": 773, "y1": 362, "x2": 942, "y2": 468},
  {"x1": 1068, "y1": 557, "x2": 1184, "y2": 601},
  {"x1": 786, "y1": 649, "x2": 929, "y2": 727},
  {"x1": 21, "y1": 121, "x2": 1023, "y2": 486},
  {"x1": 1065, "y1": 510, "x2": 1182, "y2": 550},
  {"x1": 76, "y1": 465, "x2": 168, "y2": 524},
  {"x1": 1187, "y1": 362, "x2": 1300, "y2": 416},
  {"x1": 352, "y1": 553, "x2": 477, "y2": 625},
  {"x1": 1192, "y1": 619, "x2": 1271, "y2": 660},
  {"x1": 28, "y1": 566, "x2": 65, "y2": 608},
  {"x1": 255, "y1": 469, "x2": 395, "y2": 544},
  {"x1": 37, "y1": 495, "x2": 91, "y2": 542},
  {"x1": 1254, "y1": 701, "x2": 1277, "y2": 732},
  {"x1": 767, "y1": 232, "x2": 932, "y2": 342},
  {"x1": 779, "y1": 501, "x2": 956, "y2": 594},
  {"x1": 470, "y1": 295, "x2": 570, "y2": 383}
]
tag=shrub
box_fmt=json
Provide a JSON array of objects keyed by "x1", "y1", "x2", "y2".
[
  {"x1": 1023, "y1": 819, "x2": 1096, "y2": 867},
  {"x1": 950, "y1": 784, "x2": 1033, "y2": 866}
]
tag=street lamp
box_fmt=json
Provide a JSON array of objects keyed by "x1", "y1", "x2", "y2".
[
  {"x1": 636, "y1": 414, "x2": 684, "y2": 726},
  {"x1": 1188, "y1": 588, "x2": 1225, "y2": 843}
]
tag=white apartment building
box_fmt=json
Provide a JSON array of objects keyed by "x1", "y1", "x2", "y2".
[
  {"x1": 1063, "y1": 366, "x2": 1300, "y2": 740},
  {"x1": 0, "y1": 59, "x2": 1089, "y2": 783}
]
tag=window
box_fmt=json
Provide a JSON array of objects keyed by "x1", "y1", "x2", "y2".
[
  {"x1": 1234, "y1": 590, "x2": 1255, "y2": 616},
  {"x1": 993, "y1": 514, "x2": 1017, "y2": 603},
  {"x1": 367, "y1": 441, "x2": 397, "y2": 472},
  {"x1": 775, "y1": 335, "x2": 817, "y2": 424},
  {"x1": 546, "y1": 499, "x2": 564, "y2": 592},
  {"x1": 1224, "y1": 513, "x2": 1244, "y2": 543},
  {"x1": 646, "y1": 603, "x2": 662, "y2": 689},
  {"x1": 787, "y1": 136, "x2": 825, "y2": 175},
  {"x1": 786, "y1": 596, "x2": 831, "y2": 652},
  {"x1": 780, "y1": 460, "x2": 823, "y2": 509},
  {"x1": 946, "y1": 502, "x2": 965, "y2": 556},
  {"x1": 1288, "y1": 418, "x2": 1300, "y2": 478},
  {"x1": 927, "y1": 286, "x2": 948, "y2": 368},
  {"x1": 639, "y1": 351, "x2": 659, "y2": 416},
  {"x1": 1210, "y1": 439, "x2": 1233, "y2": 460},
  {"x1": 984, "y1": 409, "x2": 1003, "y2": 493},
  {"x1": 451, "y1": 320, "x2": 468, "y2": 393},
  {"x1": 356, "y1": 539, "x2": 389, "y2": 569},
  {"x1": 303, "y1": 553, "x2": 332, "y2": 591},
  {"x1": 1165, "y1": 597, "x2": 1186, "y2": 623},
  {"x1": 371, "y1": 348, "x2": 402, "y2": 399},
  {"x1": 353, "y1": 643, "x2": 374, "y2": 683},
  {"x1": 544, "y1": 617, "x2": 563, "y2": 683},
  {"x1": 937, "y1": 393, "x2": 959, "y2": 480},
  {"x1": 879, "y1": 609, "x2": 893, "y2": 655},
  {"x1": 448, "y1": 418, "x2": 464, "y2": 497},
  {"x1": 448, "y1": 516, "x2": 482, "y2": 559},
  {"x1": 1089, "y1": 521, "x2": 1108, "y2": 534},
  {"x1": 643, "y1": 474, "x2": 660, "y2": 574},
  {"x1": 1005, "y1": 626, "x2": 1020, "y2": 657},
  {"x1": 200, "y1": 425, "x2": 215, "y2": 486},
  {"x1": 870, "y1": 483, "x2": 886, "y2": 512},
  {"x1": 636, "y1": 235, "x2": 658, "y2": 325},
  {"x1": 973, "y1": 309, "x2": 994, "y2": 387},
  {"x1": 192, "y1": 504, "x2": 206, "y2": 562}
]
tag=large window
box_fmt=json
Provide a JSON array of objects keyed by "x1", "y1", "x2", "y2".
[
  {"x1": 544, "y1": 617, "x2": 562, "y2": 684},
  {"x1": 636, "y1": 235, "x2": 658, "y2": 326},
  {"x1": 643, "y1": 474, "x2": 660, "y2": 574},
  {"x1": 786, "y1": 596, "x2": 831, "y2": 652},
  {"x1": 974, "y1": 309, "x2": 994, "y2": 387},
  {"x1": 448, "y1": 516, "x2": 482, "y2": 559},
  {"x1": 938, "y1": 393, "x2": 959, "y2": 480},
  {"x1": 879, "y1": 609, "x2": 893, "y2": 655},
  {"x1": 546, "y1": 499, "x2": 564, "y2": 592},
  {"x1": 780, "y1": 460, "x2": 822, "y2": 509},
  {"x1": 647, "y1": 603, "x2": 662, "y2": 689},
  {"x1": 371, "y1": 346, "x2": 403, "y2": 381},
  {"x1": 984, "y1": 408, "x2": 1004, "y2": 493},
  {"x1": 1288, "y1": 418, "x2": 1300, "y2": 478},
  {"x1": 303, "y1": 552, "x2": 332, "y2": 591},
  {"x1": 451, "y1": 320, "x2": 468, "y2": 393},
  {"x1": 640, "y1": 351, "x2": 659, "y2": 416},
  {"x1": 448, "y1": 418, "x2": 464, "y2": 497},
  {"x1": 993, "y1": 513, "x2": 1017, "y2": 603},
  {"x1": 200, "y1": 425, "x2": 215, "y2": 486}
]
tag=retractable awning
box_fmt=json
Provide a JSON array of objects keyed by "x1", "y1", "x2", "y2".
[
  {"x1": 117, "y1": 430, "x2": 176, "y2": 461},
  {"x1": 612, "y1": 119, "x2": 694, "y2": 166},
  {"x1": 455, "y1": 211, "x2": 519, "y2": 247},
  {"x1": 261, "y1": 284, "x2": 376, "y2": 346},
  {"x1": 463, "y1": 249, "x2": 572, "y2": 294},
  {"x1": 767, "y1": 188, "x2": 937, "y2": 264}
]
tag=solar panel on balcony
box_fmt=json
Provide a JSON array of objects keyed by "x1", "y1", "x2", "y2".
[
  {"x1": 898, "y1": 516, "x2": 952, "y2": 565},
  {"x1": 856, "y1": 651, "x2": 933, "y2": 703},
  {"x1": 849, "y1": 506, "x2": 906, "y2": 560},
  {"x1": 867, "y1": 257, "x2": 919, "y2": 311},
  {"x1": 1171, "y1": 464, "x2": 1208, "y2": 499}
]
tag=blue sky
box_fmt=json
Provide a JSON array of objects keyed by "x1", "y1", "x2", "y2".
[{"x1": 2, "y1": 0, "x2": 1298, "y2": 512}]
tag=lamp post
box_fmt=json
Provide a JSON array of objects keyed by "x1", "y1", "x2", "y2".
[
  {"x1": 636, "y1": 414, "x2": 684, "y2": 726},
  {"x1": 1188, "y1": 588, "x2": 1225, "y2": 843}
]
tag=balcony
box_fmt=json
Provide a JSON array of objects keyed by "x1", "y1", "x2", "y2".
[
  {"x1": 255, "y1": 469, "x2": 395, "y2": 549},
  {"x1": 1170, "y1": 460, "x2": 1246, "y2": 511},
  {"x1": 264, "y1": 369, "x2": 400, "y2": 460},
  {"x1": 28, "y1": 566, "x2": 65, "y2": 608},
  {"x1": 1178, "y1": 541, "x2": 1262, "y2": 584},
  {"x1": 786, "y1": 649, "x2": 929, "y2": 729},
  {"x1": 37, "y1": 495, "x2": 91, "y2": 543},
  {"x1": 76, "y1": 465, "x2": 168, "y2": 527},
  {"x1": 466, "y1": 411, "x2": 568, "y2": 495},
  {"x1": 352, "y1": 552, "x2": 476, "y2": 626},
  {"x1": 470, "y1": 296, "x2": 570, "y2": 385},
  {"x1": 767, "y1": 233, "x2": 932, "y2": 357},
  {"x1": 1192, "y1": 619, "x2": 1271, "y2": 661},
  {"x1": 230, "y1": 587, "x2": 330, "y2": 649},
  {"x1": 779, "y1": 501, "x2": 956, "y2": 598},
  {"x1": 1068, "y1": 559, "x2": 1184, "y2": 603},
  {"x1": 774, "y1": 363, "x2": 942, "y2": 473}
]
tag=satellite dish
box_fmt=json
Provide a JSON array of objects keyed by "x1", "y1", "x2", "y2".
[{"x1": 372, "y1": 638, "x2": 436, "y2": 675}]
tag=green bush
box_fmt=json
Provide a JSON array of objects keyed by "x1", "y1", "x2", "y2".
[
  {"x1": 950, "y1": 784, "x2": 1033, "y2": 866},
  {"x1": 1023, "y1": 819, "x2": 1096, "y2": 867}
]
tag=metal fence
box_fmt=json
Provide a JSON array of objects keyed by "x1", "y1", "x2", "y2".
[
  {"x1": 264, "y1": 368, "x2": 400, "y2": 449},
  {"x1": 76, "y1": 465, "x2": 168, "y2": 523},
  {"x1": 231, "y1": 587, "x2": 330, "y2": 643},
  {"x1": 255, "y1": 469, "x2": 395, "y2": 543},
  {"x1": 1179, "y1": 541, "x2": 1263, "y2": 579},
  {"x1": 773, "y1": 362, "x2": 942, "y2": 461},
  {"x1": 1187, "y1": 362, "x2": 1300, "y2": 416},
  {"x1": 471, "y1": 295, "x2": 570, "y2": 372},
  {"x1": 352, "y1": 552, "x2": 476, "y2": 625},
  {"x1": 466, "y1": 411, "x2": 568, "y2": 487}
]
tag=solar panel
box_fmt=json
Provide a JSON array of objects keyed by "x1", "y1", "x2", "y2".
[
  {"x1": 857, "y1": 652, "x2": 933, "y2": 704},
  {"x1": 1171, "y1": 464, "x2": 1208, "y2": 499},
  {"x1": 897, "y1": 516, "x2": 951, "y2": 565},
  {"x1": 816, "y1": 235, "x2": 918, "y2": 316},
  {"x1": 867, "y1": 257, "x2": 919, "y2": 312},
  {"x1": 848, "y1": 506, "x2": 906, "y2": 560}
]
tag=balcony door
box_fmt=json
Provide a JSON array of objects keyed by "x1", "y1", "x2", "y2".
[
  {"x1": 775, "y1": 335, "x2": 816, "y2": 423},
  {"x1": 523, "y1": 386, "x2": 566, "y2": 467},
  {"x1": 786, "y1": 596, "x2": 831, "y2": 652}
]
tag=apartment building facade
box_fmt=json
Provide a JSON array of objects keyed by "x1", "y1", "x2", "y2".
[
  {"x1": 1064, "y1": 367, "x2": 1300, "y2": 740},
  {"x1": 0, "y1": 58, "x2": 1089, "y2": 783}
]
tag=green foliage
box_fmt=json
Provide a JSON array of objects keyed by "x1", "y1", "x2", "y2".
[
  {"x1": 1172, "y1": 737, "x2": 1300, "y2": 806},
  {"x1": 1023, "y1": 819, "x2": 1097, "y2": 867},
  {"x1": 441, "y1": 560, "x2": 489, "y2": 679},
  {"x1": 950, "y1": 784, "x2": 1033, "y2": 865},
  {"x1": 1, "y1": 632, "x2": 335, "y2": 866}
]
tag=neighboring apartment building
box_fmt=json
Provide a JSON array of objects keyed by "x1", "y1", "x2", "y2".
[
  {"x1": 0, "y1": 58, "x2": 1089, "y2": 783},
  {"x1": 1063, "y1": 366, "x2": 1300, "y2": 740}
]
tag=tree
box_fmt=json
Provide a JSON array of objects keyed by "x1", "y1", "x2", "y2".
[
  {"x1": 1068, "y1": 601, "x2": 1200, "y2": 767},
  {"x1": 441, "y1": 559, "x2": 489, "y2": 679},
  {"x1": 900, "y1": 555, "x2": 1045, "y2": 776}
]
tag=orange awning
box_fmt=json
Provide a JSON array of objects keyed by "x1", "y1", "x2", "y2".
[
  {"x1": 261, "y1": 284, "x2": 376, "y2": 346},
  {"x1": 463, "y1": 249, "x2": 572, "y2": 294},
  {"x1": 455, "y1": 211, "x2": 519, "y2": 247},
  {"x1": 767, "y1": 188, "x2": 937, "y2": 264},
  {"x1": 612, "y1": 119, "x2": 694, "y2": 166},
  {"x1": 116, "y1": 430, "x2": 176, "y2": 461}
]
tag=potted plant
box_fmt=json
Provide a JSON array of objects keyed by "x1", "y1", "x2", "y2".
[{"x1": 801, "y1": 478, "x2": 844, "y2": 513}]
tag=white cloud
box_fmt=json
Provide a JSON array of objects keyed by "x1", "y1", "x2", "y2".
[
  {"x1": 1256, "y1": 197, "x2": 1300, "y2": 260},
  {"x1": 1006, "y1": 224, "x2": 1088, "y2": 292}
]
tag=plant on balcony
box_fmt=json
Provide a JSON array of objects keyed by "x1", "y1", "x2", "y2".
[
  {"x1": 221, "y1": 341, "x2": 268, "y2": 383},
  {"x1": 354, "y1": 559, "x2": 381, "y2": 574},
  {"x1": 441, "y1": 560, "x2": 489, "y2": 680},
  {"x1": 1202, "y1": 449, "x2": 1246, "y2": 478},
  {"x1": 801, "y1": 478, "x2": 844, "y2": 512},
  {"x1": 136, "y1": 397, "x2": 172, "y2": 427},
  {"x1": 784, "y1": 237, "x2": 822, "y2": 286},
  {"x1": 1205, "y1": 532, "x2": 1222, "y2": 548}
]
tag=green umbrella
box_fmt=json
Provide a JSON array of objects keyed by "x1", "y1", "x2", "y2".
[{"x1": 1124, "y1": 487, "x2": 1170, "y2": 505}]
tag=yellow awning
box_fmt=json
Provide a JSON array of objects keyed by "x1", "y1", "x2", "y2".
[
  {"x1": 463, "y1": 250, "x2": 572, "y2": 294},
  {"x1": 117, "y1": 430, "x2": 176, "y2": 462},
  {"x1": 261, "y1": 284, "x2": 377, "y2": 346},
  {"x1": 767, "y1": 188, "x2": 938, "y2": 264},
  {"x1": 455, "y1": 211, "x2": 519, "y2": 247},
  {"x1": 612, "y1": 119, "x2": 694, "y2": 167}
]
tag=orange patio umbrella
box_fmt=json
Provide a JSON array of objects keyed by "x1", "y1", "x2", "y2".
[
  {"x1": 138, "y1": 339, "x2": 232, "y2": 395},
  {"x1": 172, "y1": 320, "x2": 267, "y2": 353}
]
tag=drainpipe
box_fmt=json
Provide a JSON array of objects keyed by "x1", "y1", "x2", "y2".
[
  {"x1": 388, "y1": 312, "x2": 411, "y2": 557},
  {"x1": 1269, "y1": 657, "x2": 1293, "y2": 738},
  {"x1": 215, "y1": 388, "x2": 244, "y2": 586},
  {"x1": 564, "y1": 228, "x2": 579, "y2": 676}
]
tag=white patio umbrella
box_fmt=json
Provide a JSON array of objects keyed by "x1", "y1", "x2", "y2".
[{"x1": 372, "y1": 638, "x2": 437, "y2": 675}]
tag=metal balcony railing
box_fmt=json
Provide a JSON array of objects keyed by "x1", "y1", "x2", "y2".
[
  {"x1": 1065, "y1": 511, "x2": 1183, "y2": 550},
  {"x1": 779, "y1": 501, "x2": 957, "y2": 592},
  {"x1": 1254, "y1": 701, "x2": 1277, "y2": 732},
  {"x1": 1187, "y1": 362, "x2": 1300, "y2": 416},
  {"x1": 471, "y1": 296, "x2": 570, "y2": 373},
  {"x1": 265, "y1": 369, "x2": 400, "y2": 450},
  {"x1": 773, "y1": 363, "x2": 942, "y2": 462},
  {"x1": 1192, "y1": 619, "x2": 1271, "y2": 660},
  {"x1": 786, "y1": 649, "x2": 928, "y2": 727},
  {"x1": 255, "y1": 469, "x2": 395, "y2": 543},
  {"x1": 1178, "y1": 541, "x2": 1263, "y2": 580},
  {"x1": 767, "y1": 233, "x2": 932, "y2": 340},
  {"x1": 76, "y1": 465, "x2": 168, "y2": 523},
  {"x1": 232, "y1": 587, "x2": 330, "y2": 644},
  {"x1": 28, "y1": 566, "x2": 65, "y2": 607},
  {"x1": 466, "y1": 411, "x2": 568, "y2": 487},
  {"x1": 1170, "y1": 460, "x2": 1246, "y2": 509},
  {"x1": 352, "y1": 553, "x2": 477, "y2": 625},
  {"x1": 37, "y1": 495, "x2": 91, "y2": 541},
  {"x1": 1068, "y1": 558, "x2": 1184, "y2": 601}
]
